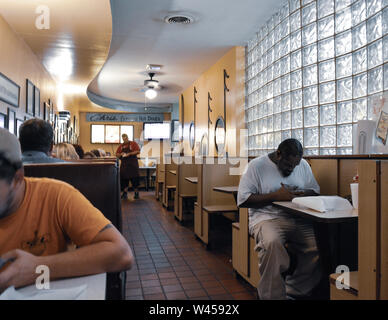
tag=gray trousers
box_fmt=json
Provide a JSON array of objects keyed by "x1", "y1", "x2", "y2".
[{"x1": 251, "y1": 217, "x2": 322, "y2": 300}]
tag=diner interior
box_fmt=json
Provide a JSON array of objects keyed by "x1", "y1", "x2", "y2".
[{"x1": 0, "y1": 0, "x2": 387, "y2": 301}]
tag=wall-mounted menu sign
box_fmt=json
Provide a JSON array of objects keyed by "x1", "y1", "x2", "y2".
[
  {"x1": 0, "y1": 72, "x2": 20, "y2": 108},
  {"x1": 86, "y1": 113, "x2": 164, "y2": 123}
]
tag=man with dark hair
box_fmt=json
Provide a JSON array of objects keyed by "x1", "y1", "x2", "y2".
[
  {"x1": 238, "y1": 138, "x2": 321, "y2": 300},
  {"x1": 19, "y1": 118, "x2": 64, "y2": 164},
  {"x1": 0, "y1": 128, "x2": 134, "y2": 292}
]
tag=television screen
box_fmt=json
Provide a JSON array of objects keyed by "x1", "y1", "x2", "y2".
[
  {"x1": 120, "y1": 125, "x2": 134, "y2": 143},
  {"x1": 144, "y1": 122, "x2": 171, "y2": 140},
  {"x1": 91, "y1": 124, "x2": 105, "y2": 144},
  {"x1": 105, "y1": 125, "x2": 120, "y2": 143}
]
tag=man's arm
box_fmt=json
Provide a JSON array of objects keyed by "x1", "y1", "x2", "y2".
[{"x1": 0, "y1": 224, "x2": 134, "y2": 290}]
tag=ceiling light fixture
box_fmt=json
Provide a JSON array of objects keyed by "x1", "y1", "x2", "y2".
[
  {"x1": 145, "y1": 88, "x2": 157, "y2": 100},
  {"x1": 144, "y1": 73, "x2": 159, "y2": 100}
]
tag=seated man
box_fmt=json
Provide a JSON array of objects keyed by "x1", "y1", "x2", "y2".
[
  {"x1": 19, "y1": 118, "x2": 64, "y2": 164},
  {"x1": 0, "y1": 128, "x2": 134, "y2": 291},
  {"x1": 238, "y1": 138, "x2": 321, "y2": 300}
]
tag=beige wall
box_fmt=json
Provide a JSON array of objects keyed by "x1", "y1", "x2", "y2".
[
  {"x1": 0, "y1": 15, "x2": 57, "y2": 126},
  {"x1": 180, "y1": 46, "x2": 246, "y2": 157},
  {"x1": 79, "y1": 111, "x2": 171, "y2": 155}
]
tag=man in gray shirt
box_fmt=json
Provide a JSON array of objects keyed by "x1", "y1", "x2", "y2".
[
  {"x1": 19, "y1": 119, "x2": 64, "y2": 164},
  {"x1": 238, "y1": 139, "x2": 322, "y2": 300}
]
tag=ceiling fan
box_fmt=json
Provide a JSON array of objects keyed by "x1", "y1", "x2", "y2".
[{"x1": 141, "y1": 72, "x2": 161, "y2": 100}]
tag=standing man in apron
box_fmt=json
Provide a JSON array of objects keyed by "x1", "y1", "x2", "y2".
[{"x1": 116, "y1": 133, "x2": 141, "y2": 200}]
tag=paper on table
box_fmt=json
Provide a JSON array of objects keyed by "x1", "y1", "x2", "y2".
[
  {"x1": 0, "y1": 284, "x2": 87, "y2": 300},
  {"x1": 292, "y1": 196, "x2": 353, "y2": 212}
]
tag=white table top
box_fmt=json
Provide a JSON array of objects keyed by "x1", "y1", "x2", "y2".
[
  {"x1": 213, "y1": 186, "x2": 238, "y2": 194},
  {"x1": 17, "y1": 273, "x2": 106, "y2": 300},
  {"x1": 273, "y1": 201, "x2": 358, "y2": 223},
  {"x1": 185, "y1": 177, "x2": 198, "y2": 184},
  {"x1": 139, "y1": 166, "x2": 156, "y2": 169}
]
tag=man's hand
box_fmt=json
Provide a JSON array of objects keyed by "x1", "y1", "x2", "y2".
[
  {"x1": 273, "y1": 183, "x2": 304, "y2": 201},
  {"x1": 0, "y1": 250, "x2": 42, "y2": 291}
]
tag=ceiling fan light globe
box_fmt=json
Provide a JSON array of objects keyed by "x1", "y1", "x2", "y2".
[{"x1": 145, "y1": 88, "x2": 157, "y2": 99}]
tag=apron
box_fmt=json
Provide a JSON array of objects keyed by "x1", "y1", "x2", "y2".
[{"x1": 119, "y1": 143, "x2": 140, "y2": 179}]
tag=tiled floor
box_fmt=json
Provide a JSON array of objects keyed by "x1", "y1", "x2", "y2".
[{"x1": 122, "y1": 191, "x2": 257, "y2": 300}]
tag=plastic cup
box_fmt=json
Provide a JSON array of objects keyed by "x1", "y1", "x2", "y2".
[{"x1": 350, "y1": 183, "x2": 359, "y2": 209}]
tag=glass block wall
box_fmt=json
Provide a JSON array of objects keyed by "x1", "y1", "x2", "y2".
[{"x1": 245, "y1": 0, "x2": 388, "y2": 156}]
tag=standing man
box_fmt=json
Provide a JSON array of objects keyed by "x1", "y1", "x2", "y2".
[
  {"x1": 116, "y1": 134, "x2": 141, "y2": 200},
  {"x1": 237, "y1": 138, "x2": 322, "y2": 300}
]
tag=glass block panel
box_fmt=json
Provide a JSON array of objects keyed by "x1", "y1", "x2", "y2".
[
  {"x1": 274, "y1": 42, "x2": 281, "y2": 61},
  {"x1": 305, "y1": 148, "x2": 319, "y2": 155},
  {"x1": 291, "y1": 69, "x2": 303, "y2": 90},
  {"x1": 303, "y1": 85, "x2": 318, "y2": 106},
  {"x1": 302, "y1": 2, "x2": 317, "y2": 26},
  {"x1": 282, "y1": 111, "x2": 291, "y2": 129},
  {"x1": 319, "y1": 59, "x2": 336, "y2": 81},
  {"x1": 267, "y1": 82, "x2": 273, "y2": 99},
  {"x1": 320, "y1": 126, "x2": 337, "y2": 147},
  {"x1": 282, "y1": 92, "x2": 291, "y2": 111},
  {"x1": 302, "y1": 23, "x2": 317, "y2": 46},
  {"x1": 292, "y1": 109, "x2": 304, "y2": 128},
  {"x1": 267, "y1": 98, "x2": 274, "y2": 115},
  {"x1": 290, "y1": 0, "x2": 301, "y2": 13},
  {"x1": 274, "y1": 24, "x2": 281, "y2": 44},
  {"x1": 274, "y1": 96, "x2": 282, "y2": 113},
  {"x1": 337, "y1": 124, "x2": 353, "y2": 146},
  {"x1": 367, "y1": 12, "x2": 382, "y2": 43},
  {"x1": 291, "y1": 49, "x2": 302, "y2": 70},
  {"x1": 335, "y1": 30, "x2": 352, "y2": 55},
  {"x1": 274, "y1": 60, "x2": 282, "y2": 79},
  {"x1": 337, "y1": 77, "x2": 353, "y2": 100},
  {"x1": 267, "y1": 115, "x2": 274, "y2": 132},
  {"x1": 336, "y1": 54, "x2": 352, "y2": 78},
  {"x1": 290, "y1": 10, "x2": 301, "y2": 32},
  {"x1": 337, "y1": 101, "x2": 353, "y2": 123},
  {"x1": 267, "y1": 132, "x2": 274, "y2": 149},
  {"x1": 320, "y1": 104, "x2": 337, "y2": 125},
  {"x1": 385, "y1": 64, "x2": 388, "y2": 91},
  {"x1": 274, "y1": 113, "x2": 282, "y2": 131},
  {"x1": 368, "y1": 66, "x2": 383, "y2": 93},
  {"x1": 383, "y1": 7, "x2": 388, "y2": 35},
  {"x1": 368, "y1": 93, "x2": 385, "y2": 120},
  {"x1": 384, "y1": 35, "x2": 388, "y2": 62},
  {"x1": 336, "y1": 8, "x2": 352, "y2": 33},
  {"x1": 352, "y1": 0, "x2": 366, "y2": 27},
  {"x1": 281, "y1": 19, "x2": 290, "y2": 40},
  {"x1": 318, "y1": 15, "x2": 335, "y2": 40},
  {"x1": 274, "y1": 78, "x2": 282, "y2": 96},
  {"x1": 353, "y1": 72, "x2": 368, "y2": 98},
  {"x1": 274, "y1": 131, "x2": 282, "y2": 147},
  {"x1": 318, "y1": 0, "x2": 335, "y2": 19},
  {"x1": 319, "y1": 82, "x2": 336, "y2": 103},
  {"x1": 318, "y1": 37, "x2": 335, "y2": 61},
  {"x1": 303, "y1": 64, "x2": 318, "y2": 86},
  {"x1": 291, "y1": 89, "x2": 303, "y2": 109},
  {"x1": 368, "y1": 40, "x2": 383, "y2": 69},
  {"x1": 303, "y1": 43, "x2": 317, "y2": 65},
  {"x1": 320, "y1": 148, "x2": 337, "y2": 155},
  {"x1": 290, "y1": 30, "x2": 302, "y2": 51},
  {"x1": 281, "y1": 55, "x2": 290, "y2": 74},
  {"x1": 336, "y1": 0, "x2": 352, "y2": 12},
  {"x1": 352, "y1": 22, "x2": 366, "y2": 50},
  {"x1": 292, "y1": 129, "x2": 304, "y2": 144},
  {"x1": 304, "y1": 127, "x2": 319, "y2": 147},
  {"x1": 281, "y1": 74, "x2": 291, "y2": 93},
  {"x1": 353, "y1": 47, "x2": 367, "y2": 73},
  {"x1": 366, "y1": 0, "x2": 382, "y2": 18},
  {"x1": 303, "y1": 0, "x2": 315, "y2": 5},
  {"x1": 282, "y1": 130, "x2": 292, "y2": 140},
  {"x1": 353, "y1": 97, "x2": 368, "y2": 121},
  {"x1": 281, "y1": 2, "x2": 290, "y2": 20},
  {"x1": 304, "y1": 106, "x2": 319, "y2": 127},
  {"x1": 337, "y1": 147, "x2": 353, "y2": 154}
]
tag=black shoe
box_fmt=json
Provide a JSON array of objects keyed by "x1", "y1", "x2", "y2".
[{"x1": 134, "y1": 191, "x2": 139, "y2": 199}]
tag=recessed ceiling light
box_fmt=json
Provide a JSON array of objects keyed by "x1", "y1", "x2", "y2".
[
  {"x1": 146, "y1": 64, "x2": 162, "y2": 71},
  {"x1": 164, "y1": 14, "x2": 194, "y2": 25}
]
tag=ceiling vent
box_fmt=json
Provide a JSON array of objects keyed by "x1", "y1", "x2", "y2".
[{"x1": 164, "y1": 14, "x2": 194, "y2": 25}]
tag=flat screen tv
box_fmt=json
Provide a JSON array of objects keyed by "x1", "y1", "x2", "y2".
[{"x1": 143, "y1": 122, "x2": 171, "y2": 140}]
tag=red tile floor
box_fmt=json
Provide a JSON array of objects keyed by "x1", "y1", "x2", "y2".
[{"x1": 122, "y1": 191, "x2": 257, "y2": 300}]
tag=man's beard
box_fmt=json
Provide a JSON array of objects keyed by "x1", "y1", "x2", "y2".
[{"x1": 0, "y1": 189, "x2": 15, "y2": 219}]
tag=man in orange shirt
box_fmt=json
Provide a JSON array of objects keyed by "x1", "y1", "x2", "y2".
[{"x1": 0, "y1": 128, "x2": 134, "y2": 292}]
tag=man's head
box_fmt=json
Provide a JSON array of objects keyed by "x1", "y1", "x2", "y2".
[
  {"x1": 19, "y1": 119, "x2": 54, "y2": 154},
  {"x1": 0, "y1": 128, "x2": 24, "y2": 219},
  {"x1": 275, "y1": 138, "x2": 303, "y2": 177},
  {"x1": 122, "y1": 134, "x2": 129, "y2": 143}
]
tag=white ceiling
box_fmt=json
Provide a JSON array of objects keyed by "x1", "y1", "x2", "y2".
[{"x1": 1, "y1": 0, "x2": 285, "y2": 112}]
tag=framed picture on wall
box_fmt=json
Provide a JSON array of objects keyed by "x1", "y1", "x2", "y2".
[
  {"x1": 34, "y1": 86, "x2": 40, "y2": 118},
  {"x1": 7, "y1": 107, "x2": 16, "y2": 134},
  {"x1": 26, "y1": 79, "x2": 34, "y2": 116},
  {"x1": 0, "y1": 112, "x2": 6, "y2": 128},
  {"x1": 0, "y1": 72, "x2": 20, "y2": 108},
  {"x1": 16, "y1": 119, "x2": 23, "y2": 137},
  {"x1": 43, "y1": 102, "x2": 49, "y2": 121}
]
